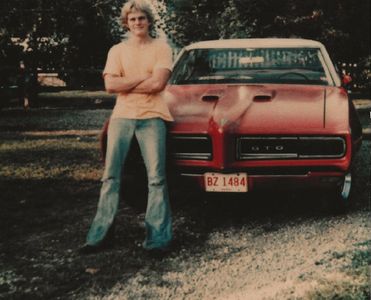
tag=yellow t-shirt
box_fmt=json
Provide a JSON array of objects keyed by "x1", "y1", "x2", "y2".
[{"x1": 103, "y1": 39, "x2": 174, "y2": 121}]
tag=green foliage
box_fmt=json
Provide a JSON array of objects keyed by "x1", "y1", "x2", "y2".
[
  {"x1": 0, "y1": 0, "x2": 369, "y2": 81},
  {"x1": 159, "y1": 0, "x2": 370, "y2": 63},
  {"x1": 0, "y1": 0, "x2": 123, "y2": 70},
  {"x1": 157, "y1": 0, "x2": 242, "y2": 46}
]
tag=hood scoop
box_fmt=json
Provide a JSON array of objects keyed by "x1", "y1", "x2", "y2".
[
  {"x1": 201, "y1": 89, "x2": 225, "y2": 102},
  {"x1": 253, "y1": 91, "x2": 276, "y2": 102},
  {"x1": 202, "y1": 95, "x2": 219, "y2": 101}
]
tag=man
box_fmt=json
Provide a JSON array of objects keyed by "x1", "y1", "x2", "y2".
[
  {"x1": 17, "y1": 60, "x2": 36, "y2": 111},
  {"x1": 80, "y1": 0, "x2": 173, "y2": 255}
]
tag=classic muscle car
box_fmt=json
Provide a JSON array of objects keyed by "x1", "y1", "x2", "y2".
[{"x1": 102, "y1": 38, "x2": 362, "y2": 208}]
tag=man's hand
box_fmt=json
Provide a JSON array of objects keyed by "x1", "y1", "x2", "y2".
[{"x1": 104, "y1": 74, "x2": 149, "y2": 94}]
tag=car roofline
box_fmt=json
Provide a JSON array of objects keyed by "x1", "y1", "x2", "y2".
[{"x1": 184, "y1": 38, "x2": 326, "y2": 50}]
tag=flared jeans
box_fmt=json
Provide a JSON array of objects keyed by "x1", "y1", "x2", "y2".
[{"x1": 86, "y1": 118, "x2": 172, "y2": 249}]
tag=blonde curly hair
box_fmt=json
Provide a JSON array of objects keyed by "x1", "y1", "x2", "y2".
[{"x1": 121, "y1": 0, "x2": 155, "y2": 32}]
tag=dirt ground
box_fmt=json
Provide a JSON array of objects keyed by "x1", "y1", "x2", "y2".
[{"x1": 0, "y1": 106, "x2": 370, "y2": 299}]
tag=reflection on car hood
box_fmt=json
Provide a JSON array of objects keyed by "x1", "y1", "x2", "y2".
[{"x1": 165, "y1": 84, "x2": 334, "y2": 133}]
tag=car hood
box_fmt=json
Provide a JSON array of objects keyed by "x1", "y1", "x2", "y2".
[{"x1": 165, "y1": 84, "x2": 345, "y2": 134}]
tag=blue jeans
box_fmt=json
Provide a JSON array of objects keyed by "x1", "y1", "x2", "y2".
[{"x1": 86, "y1": 118, "x2": 172, "y2": 249}]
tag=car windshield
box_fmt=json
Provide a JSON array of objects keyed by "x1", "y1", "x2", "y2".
[{"x1": 171, "y1": 47, "x2": 332, "y2": 85}]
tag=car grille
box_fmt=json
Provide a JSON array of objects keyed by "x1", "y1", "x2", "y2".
[
  {"x1": 236, "y1": 136, "x2": 346, "y2": 160},
  {"x1": 169, "y1": 135, "x2": 212, "y2": 160}
]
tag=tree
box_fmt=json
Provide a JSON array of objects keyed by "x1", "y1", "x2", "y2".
[
  {"x1": 0, "y1": 0, "x2": 123, "y2": 71},
  {"x1": 1, "y1": 0, "x2": 369, "y2": 89},
  {"x1": 158, "y1": 0, "x2": 370, "y2": 63}
]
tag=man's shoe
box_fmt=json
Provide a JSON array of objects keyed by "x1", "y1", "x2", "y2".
[
  {"x1": 78, "y1": 223, "x2": 115, "y2": 255},
  {"x1": 105, "y1": 222, "x2": 115, "y2": 245}
]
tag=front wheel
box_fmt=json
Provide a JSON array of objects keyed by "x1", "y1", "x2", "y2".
[{"x1": 339, "y1": 172, "x2": 352, "y2": 201}]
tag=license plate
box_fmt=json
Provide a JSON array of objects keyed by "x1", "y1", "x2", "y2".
[{"x1": 204, "y1": 172, "x2": 248, "y2": 192}]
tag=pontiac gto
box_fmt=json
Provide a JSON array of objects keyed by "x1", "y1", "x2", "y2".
[{"x1": 102, "y1": 38, "x2": 362, "y2": 209}]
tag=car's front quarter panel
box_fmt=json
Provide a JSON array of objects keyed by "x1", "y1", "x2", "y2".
[{"x1": 324, "y1": 87, "x2": 350, "y2": 132}]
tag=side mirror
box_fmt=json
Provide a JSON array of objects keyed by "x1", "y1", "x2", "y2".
[{"x1": 342, "y1": 74, "x2": 352, "y2": 86}]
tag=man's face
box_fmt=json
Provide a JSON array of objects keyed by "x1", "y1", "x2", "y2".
[{"x1": 126, "y1": 10, "x2": 150, "y2": 37}]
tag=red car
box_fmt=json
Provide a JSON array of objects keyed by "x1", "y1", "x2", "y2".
[{"x1": 102, "y1": 38, "x2": 362, "y2": 208}]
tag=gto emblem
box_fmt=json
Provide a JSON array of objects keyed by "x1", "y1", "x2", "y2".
[{"x1": 251, "y1": 145, "x2": 284, "y2": 151}]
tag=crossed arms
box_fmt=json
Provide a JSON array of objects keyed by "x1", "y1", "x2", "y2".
[{"x1": 104, "y1": 68, "x2": 171, "y2": 94}]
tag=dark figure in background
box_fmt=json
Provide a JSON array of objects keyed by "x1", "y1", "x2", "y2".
[{"x1": 17, "y1": 61, "x2": 38, "y2": 111}]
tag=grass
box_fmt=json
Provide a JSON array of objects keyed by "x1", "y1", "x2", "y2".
[
  {"x1": 0, "y1": 136, "x2": 103, "y2": 238},
  {"x1": 301, "y1": 240, "x2": 370, "y2": 300},
  {"x1": 0, "y1": 107, "x2": 370, "y2": 299},
  {"x1": 0, "y1": 134, "x2": 133, "y2": 299},
  {"x1": 0, "y1": 109, "x2": 111, "y2": 131},
  {"x1": 0, "y1": 129, "x2": 204, "y2": 299},
  {"x1": 0, "y1": 138, "x2": 102, "y2": 180},
  {"x1": 38, "y1": 90, "x2": 114, "y2": 99}
]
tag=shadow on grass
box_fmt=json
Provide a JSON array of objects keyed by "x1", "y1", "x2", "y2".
[
  {"x1": 0, "y1": 177, "x2": 317, "y2": 298},
  {"x1": 0, "y1": 141, "x2": 369, "y2": 299},
  {"x1": 0, "y1": 177, "x2": 151, "y2": 299}
]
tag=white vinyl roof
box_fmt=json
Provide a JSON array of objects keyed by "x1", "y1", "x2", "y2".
[{"x1": 185, "y1": 38, "x2": 325, "y2": 50}]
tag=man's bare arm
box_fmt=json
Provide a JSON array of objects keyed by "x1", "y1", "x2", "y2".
[
  {"x1": 131, "y1": 68, "x2": 171, "y2": 94},
  {"x1": 104, "y1": 74, "x2": 149, "y2": 94}
]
